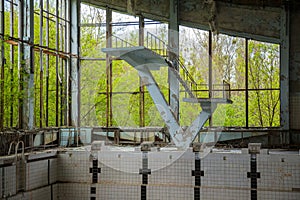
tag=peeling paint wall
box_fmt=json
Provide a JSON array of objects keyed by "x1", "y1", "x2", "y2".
[{"x1": 289, "y1": 4, "x2": 300, "y2": 130}]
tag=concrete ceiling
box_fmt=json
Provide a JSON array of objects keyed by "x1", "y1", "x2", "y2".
[{"x1": 81, "y1": 0, "x2": 294, "y2": 43}]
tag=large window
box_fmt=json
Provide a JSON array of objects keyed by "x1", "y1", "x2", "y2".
[
  {"x1": 79, "y1": 5, "x2": 280, "y2": 129},
  {"x1": 0, "y1": 0, "x2": 71, "y2": 128}
]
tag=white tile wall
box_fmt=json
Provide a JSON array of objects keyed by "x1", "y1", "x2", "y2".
[
  {"x1": 26, "y1": 160, "x2": 48, "y2": 190},
  {"x1": 1, "y1": 148, "x2": 300, "y2": 200},
  {"x1": 2, "y1": 165, "x2": 16, "y2": 197},
  {"x1": 257, "y1": 153, "x2": 300, "y2": 191},
  {"x1": 52, "y1": 183, "x2": 58, "y2": 200},
  {"x1": 50, "y1": 159, "x2": 58, "y2": 184},
  {"x1": 98, "y1": 184, "x2": 140, "y2": 200},
  {"x1": 148, "y1": 185, "x2": 194, "y2": 200},
  {"x1": 57, "y1": 183, "x2": 90, "y2": 200},
  {"x1": 29, "y1": 185, "x2": 52, "y2": 200},
  {"x1": 57, "y1": 151, "x2": 91, "y2": 183},
  {"x1": 7, "y1": 185, "x2": 52, "y2": 200}
]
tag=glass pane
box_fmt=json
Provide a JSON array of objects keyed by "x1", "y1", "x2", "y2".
[
  {"x1": 81, "y1": 60, "x2": 106, "y2": 126},
  {"x1": 248, "y1": 90, "x2": 280, "y2": 127},
  {"x1": 213, "y1": 91, "x2": 246, "y2": 127},
  {"x1": 248, "y1": 40, "x2": 280, "y2": 90}
]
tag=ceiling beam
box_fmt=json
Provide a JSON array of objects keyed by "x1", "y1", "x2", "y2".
[{"x1": 82, "y1": 0, "x2": 282, "y2": 43}]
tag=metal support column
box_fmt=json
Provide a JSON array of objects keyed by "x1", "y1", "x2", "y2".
[
  {"x1": 23, "y1": 0, "x2": 35, "y2": 129},
  {"x1": 10, "y1": 0, "x2": 14, "y2": 127},
  {"x1": 45, "y1": 0, "x2": 50, "y2": 126},
  {"x1": 0, "y1": 0, "x2": 4, "y2": 129},
  {"x1": 39, "y1": 0, "x2": 44, "y2": 128},
  {"x1": 168, "y1": 0, "x2": 179, "y2": 121},
  {"x1": 70, "y1": 0, "x2": 80, "y2": 127},
  {"x1": 208, "y1": 31, "x2": 213, "y2": 127},
  {"x1": 245, "y1": 39, "x2": 249, "y2": 128},
  {"x1": 139, "y1": 16, "x2": 145, "y2": 128},
  {"x1": 55, "y1": 0, "x2": 60, "y2": 126},
  {"x1": 18, "y1": 0, "x2": 24, "y2": 128},
  {"x1": 106, "y1": 8, "x2": 112, "y2": 127}
]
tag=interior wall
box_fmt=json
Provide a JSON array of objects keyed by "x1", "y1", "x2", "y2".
[{"x1": 289, "y1": 3, "x2": 300, "y2": 130}]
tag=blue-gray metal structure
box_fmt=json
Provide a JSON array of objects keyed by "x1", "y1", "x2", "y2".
[
  {"x1": 70, "y1": 0, "x2": 80, "y2": 127},
  {"x1": 102, "y1": 46, "x2": 232, "y2": 149}
]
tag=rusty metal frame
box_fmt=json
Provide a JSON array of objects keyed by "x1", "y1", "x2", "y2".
[
  {"x1": 0, "y1": 0, "x2": 72, "y2": 130},
  {"x1": 0, "y1": 0, "x2": 4, "y2": 129}
]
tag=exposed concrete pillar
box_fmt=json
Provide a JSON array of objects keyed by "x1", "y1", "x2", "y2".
[
  {"x1": 289, "y1": 3, "x2": 300, "y2": 130},
  {"x1": 20, "y1": 0, "x2": 35, "y2": 129},
  {"x1": 280, "y1": 5, "x2": 290, "y2": 131},
  {"x1": 139, "y1": 16, "x2": 145, "y2": 127},
  {"x1": 168, "y1": 0, "x2": 180, "y2": 121},
  {"x1": 70, "y1": 0, "x2": 80, "y2": 127}
]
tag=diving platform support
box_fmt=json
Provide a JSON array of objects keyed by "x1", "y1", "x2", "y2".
[{"x1": 102, "y1": 46, "x2": 231, "y2": 149}]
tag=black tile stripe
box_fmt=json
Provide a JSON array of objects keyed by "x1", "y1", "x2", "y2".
[
  {"x1": 48, "y1": 160, "x2": 50, "y2": 185},
  {"x1": 192, "y1": 152, "x2": 204, "y2": 200},
  {"x1": 141, "y1": 185, "x2": 147, "y2": 200},
  {"x1": 89, "y1": 160, "x2": 101, "y2": 200},
  {"x1": 90, "y1": 160, "x2": 101, "y2": 183},
  {"x1": 248, "y1": 154, "x2": 260, "y2": 200},
  {"x1": 51, "y1": 184, "x2": 53, "y2": 200},
  {"x1": 140, "y1": 152, "x2": 151, "y2": 200},
  {"x1": 91, "y1": 187, "x2": 96, "y2": 194},
  {"x1": 194, "y1": 188, "x2": 200, "y2": 200}
]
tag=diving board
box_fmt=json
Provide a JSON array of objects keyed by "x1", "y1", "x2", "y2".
[{"x1": 102, "y1": 46, "x2": 232, "y2": 149}]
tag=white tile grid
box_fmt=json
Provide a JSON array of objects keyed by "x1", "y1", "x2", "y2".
[
  {"x1": 202, "y1": 158, "x2": 250, "y2": 188},
  {"x1": 148, "y1": 150, "x2": 192, "y2": 172},
  {"x1": 257, "y1": 154, "x2": 300, "y2": 190},
  {"x1": 26, "y1": 160, "x2": 48, "y2": 190},
  {"x1": 97, "y1": 154, "x2": 141, "y2": 199},
  {"x1": 27, "y1": 185, "x2": 52, "y2": 200},
  {"x1": 98, "y1": 184, "x2": 140, "y2": 200},
  {"x1": 57, "y1": 152, "x2": 91, "y2": 183},
  {"x1": 57, "y1": 183, "x2": 89, "y2": 200},
  {"x1": 52, "y1": 183, "x2": 58, "y2": 200},
  {"x1": 200, "y1": 153, "x2": 250, "y2": 200},
  {"x1": 6, "y1": 192, "x2": 28, "y2": 200},
  {"x1": 258, "y1": 191, "x2": 300, "y2": 200},
  {"x1": 201, "y1": 188, "x2": 250, "y2": 200},
  {"x1": 3, "y1": 166, "x2": 16, "y2": 197},
  {"x1": 99, "y1": 162, "x2": 140, "y2": 185},
  {"x1": 98, "y1": 151, "x2": 142, "y2": 174},
  {"x1": 147, "y1": 185, "x2": 194, "y2": 200},
  {"x1": 148, "y1": 156, "x2": 194, "y2": 188},
  {"x1": 50, "y1": 159, "x2": 58, "y2": 184},
  {"x1": 97, "y1": 150, "x2": 194, "y2": 199},
  {"x1": 4, "y1": 148, "x2": 298, "y2": 200},
  {"x1": 147, "y1": 160, "x2": 194, "y2": 200},
  {"x1": 6, "y1": 185, "x2": 52, "y2": 200}
]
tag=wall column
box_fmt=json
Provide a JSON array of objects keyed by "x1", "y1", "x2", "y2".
[
  {"x1": 70, "y1": 0, "x2": 80, "y2": 127},
  {"x1": 168, "y1": 0, "x2": 180, "y2": 121},
  {"x1": 289, "y1": 3, "x2": 300, "y2": 137},
  {"x1": 280, "y1": 5, "x2": 290, "y2": 131},
  {"x1": 20, "y1": 0, "x2": 35, "y2": 129}
]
